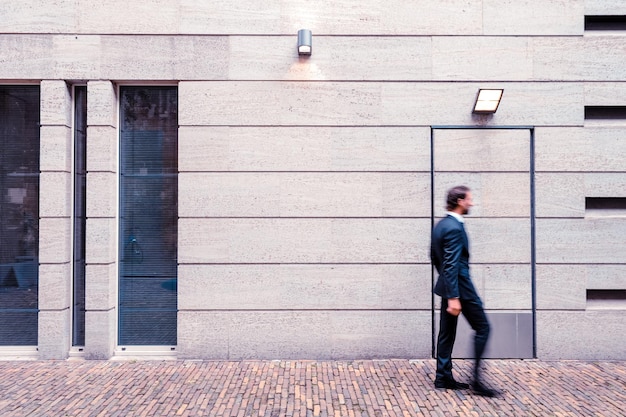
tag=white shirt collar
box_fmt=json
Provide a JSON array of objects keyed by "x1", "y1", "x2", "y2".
[{"x1": 446, "y1": 211, "x2": 464, "y2": 223}]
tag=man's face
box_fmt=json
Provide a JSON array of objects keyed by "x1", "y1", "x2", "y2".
[{"x1": 458, "y1": 192, "x2": 474, "y2": 215}]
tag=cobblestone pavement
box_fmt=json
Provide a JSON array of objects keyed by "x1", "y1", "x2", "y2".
[{"x1": 0, "y1": 359, "x2": 625, "y2": 416}]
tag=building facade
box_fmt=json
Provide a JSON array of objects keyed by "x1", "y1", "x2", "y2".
[{"x1": 0, "y1": 0, "x2": 625, "y2": 360}]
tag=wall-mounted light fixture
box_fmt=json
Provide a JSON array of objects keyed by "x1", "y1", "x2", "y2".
[
  {"x1": 297, "y1": 29, "x2": 312, "y2": 55},
  {"x1": 473, "y1": 89, "x2": 503, "y2": 113}
]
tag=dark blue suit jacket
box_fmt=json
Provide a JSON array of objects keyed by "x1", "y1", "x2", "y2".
[{"x1": 431, "y1": 215, "x2": 480, "y2": 301}]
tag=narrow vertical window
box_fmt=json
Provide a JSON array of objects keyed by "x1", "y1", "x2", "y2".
[
  {"x1": 0, "y1": 85, "x2": 40, "y2": 345},
  {"x1": 119, "y1": 86, "x2": 178, "y2": 346},
  {"x1": 72, "y1": 86, "x2": 87, "y2": 346}
]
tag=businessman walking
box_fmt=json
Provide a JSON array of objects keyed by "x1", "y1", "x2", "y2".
[{"x1": 431, "y1": 185, "x2": 498, "y2": 397}]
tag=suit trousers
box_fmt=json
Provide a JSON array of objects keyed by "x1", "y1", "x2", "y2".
[{"x1": 435, "y1": 297, "x2": 490, "y2": 382}]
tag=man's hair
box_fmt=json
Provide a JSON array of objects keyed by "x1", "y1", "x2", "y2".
[{"x1": 446, "y1": 185, "x2": 470, "y2": 211}]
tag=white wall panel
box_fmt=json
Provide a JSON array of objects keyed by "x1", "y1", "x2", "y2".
[
  {"x1": 178, "y1": 310, "x2": 430, "y2": 360},
  {"x1": 536, "y1": 173, "x2": 626, "y2": 218},
  {"x1": 180, "y1": 82, "x2": 583, "y2": 126},
  {"x1": 587, "y1": 265, "x2": 626, "y2": 289},
  {"x1": 179, "y1": 173, "x2": 430, "y2": 217},
  {"x1": 178, "y1": 218, "x2": 429, "y2": 264},
  {"x1": 39, "y1": 172, "x2": 72, "y2": 218},
  {"x1": 38, "y1": 218, "x2": 71, "y2": 264},
  {"x1": 40, "y1": 126, "x2": 72, "y2": 174},
  {"x1": 537, "y1": 311, "x2": 626, "y2": 359},
  {"x1": 472, "y1": 264, "x2": 533, "y2": 309},
  {"x1": 433, "y1": 129, "x2": 530, "y2": 171},
  {"x1": 432, "y1": 37, "x2": 533, "y2": 81},
  {"x1": 179, "y1": 127, "x2": 430, "y2": 172},
  {"x1": 536, "y1": 219, "x2": 626, "y2": 263},
  {"x1": 584, "y1": 82, "x2": 626, "y2": 105},
  {"x1": 535, "y1": 127, "x2": 626, "y2": 172},
  {"x1": 483, "y1": 0, "x2": 584, "y2": 35},
  {"x1": 178, "y1": 264, "x2": 430, "y2": 310},
  {"x1": 229, "y1": 36, "x2": 432, "y2": 81},
  {"x1": 536, "y1": 265, "x2": 587, "y2": 310},
  {"x1": 463, "y1": 219, "x2": 532, "y2": 263},
  {"x1": 585, "y1": 0, "x2": 626, "y2": 14},
  {"x1": 433, "y1": 173, "x2": 531, "y2": 218}
]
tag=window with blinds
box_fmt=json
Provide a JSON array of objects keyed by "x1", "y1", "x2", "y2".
[
  {"x1": 0, "y1": 85, "x2": 40, "y2": 346},
  {"x1": 118, "y1": 86, "x2": 178, "y2": 346},
  {"x1": 73, "y1": 86, "x2": 87, "y2": 347}
]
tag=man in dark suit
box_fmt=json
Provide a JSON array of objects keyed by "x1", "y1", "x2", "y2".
[{"x1": 431, "y1": 185, "x2": 497, "y2": 397}]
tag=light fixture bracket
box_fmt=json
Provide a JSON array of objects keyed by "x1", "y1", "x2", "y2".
[{"x1": 297, "y1": 29, "x2": 312, "y2": 56}]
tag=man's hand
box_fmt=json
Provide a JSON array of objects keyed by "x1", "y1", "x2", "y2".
[{"x1": 447, "y1": 298, "x2": 461, "y2": 316}]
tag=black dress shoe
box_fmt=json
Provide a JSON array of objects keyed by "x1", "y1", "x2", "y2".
[
  {"x1": 434, "y1": 379, "x2": 470, "y2": 390},
  {"x1": 472, "y1": 382, "x2": 500, "y2": 397}
]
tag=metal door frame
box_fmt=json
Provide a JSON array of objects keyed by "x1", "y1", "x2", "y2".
[{"x1": 430, "y1": 126, "x2": 536, "y2": 359}]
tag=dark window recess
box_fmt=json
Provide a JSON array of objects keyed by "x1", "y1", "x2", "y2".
[
  {"x1": 585, "y1": 15, "x2": 626, "y2": 30},
  {"x1": 0, "y1": 85, "x2": 40, "y2": 346},
  {"x1": 73, "y1": 86, "x2": 87, "y2": 347},
  {"x1": 119, "y1": 86, "x2": 178, "y2": 346},
  {"x1": 584, "y1": 106, "x2": 626, "y2": 120},
  {"x1": 586, "y1": 197, "x2": 626, "y2": 210},
  {"x1": 587, "y1": 290, "x2": 626, "y2": 301}
]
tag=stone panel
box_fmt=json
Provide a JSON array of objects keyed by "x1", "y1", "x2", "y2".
[
  {"x1": 472, "y1": 264, "x2": 533, "y2": 310},
  {"x1": 40, "y1": 126, "x2": 72, "y2": 173},
  {"x1": 53, "y1": 35, "x2": 102, "y2": 80},
  {"x1": 99, "y1": 36, "x2": 228, "y2": 80},
  {"x1": 461, "y1": 219, "x2": 532, "y2": 264},
  {"x1": 586, "y1": 265, "x2": 626, "y2": 289},
  {"x1": 84, "y1": 310, "x2": 116, "y2": 360},
  {"x1": 179, "y1": 172, "x2": 430, "y2": 218},
  {"x1": 537, "y1": 311, "x2": 626, "y2": 359},
  {"x1": 87, "y1": 81, "x2": 116, "y2": 127},
  {"x1": 86, "y1": 172, "x2": 117, "y2": 218},
  {"x1": 584, "y1": 82, "x2": 626, "y2": 106},
  {"x1": 533, "y1": 37, "x2": 626, "y2": 81},
  {"x1": 85, "y1": 264, "x2": 117, "y2": 310},
  {"x1": 585, "y1": 0, "x2": 626, "y2": 14},
  {"x1": 433, "y1": 129, "x2": 530, "y2": 172},
  {"x1": 85, "y1": 218, "x2": 116, "y2": 264},
  {"x1": 181, "y1": 0, "x2": 482, "y2": 35},
  {"x1": 432, "y1": 37, "x2": 533, "y2": 81},
  {"x1": 38, "y1": 310, "x2": 71, "y2": 360},
  {"x1": 40, "y1": 80, "x2": 71, "y2": 126},
  {"x1": 433, "y1": 173, "x2": 531, "y2": 218},
  {"x1": 0, "y1": 1, "x2": 76, "y2": 33},
  {"x1": 178, "y1": 127, "x2": 430, "y2": 172},
  {"x1": 179, "y1": 218, "x2": 429, "y2": 264},
  {"x1": 535, "y1": 127, "x2": 626, "y2": 172},
  {"x1": 77, "y1": 0, "x2": 180, "y2": 34},
  {"x1": 38, "y1": 218, "x2": 71, "y2": 264},
  {"x1": 536, "y1": 264, "x2": 587, "y2": 310},
  {"x1": 483, "y1": 0, "x2": 584, "y2": 35},
  {"x1": 0, "y1": 35, "x2": 53, "y2": 79},
  {"x1": 229, "y1": 36, "x2": 432, "y2": 81},
  {"x1": 86, "y1": 126, "x2": 117, "y2": 173},
  {"x1": 178, "y1": 264, "x2": 430, "y2": 310},
  {"x1": 180, "y1": 82, "x2": 582, "y2": 127},
  {"x1": 535, "y1": 173, "x2": 586, "y2": 218},
  {"x1": 178, "y1": 310, "x2": 430, "y2": 360},
  {"x1": 536, "y1": 218, "x2": 626, "y2": 263},
  {"x1": 38, "y1": 263, "x2": 72, "y2": 310},
  {"x1": 536, "y1": 172, "x2": 626, "y2": 218},
  {"x1": 39, "y1": 172, "x2": 72, "y2": 218}
]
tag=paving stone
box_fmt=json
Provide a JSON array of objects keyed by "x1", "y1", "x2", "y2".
[{"x1": 0, "y1": 359, "x2": 624, "y2": 416}]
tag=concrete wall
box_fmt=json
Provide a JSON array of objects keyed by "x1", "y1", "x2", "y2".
[{"x1": 1, "y1": 0, "x2": 625, "y2": 359}]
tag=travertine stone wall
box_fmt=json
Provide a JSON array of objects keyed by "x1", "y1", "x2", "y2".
[
  {"x1": 38, "y1": 81, "x2": 73, "y2": 359},
  {"x1": 83, "y1": 81, "x2": 118, "y2": 359},
  {"x1": 1, "y1": 0, "x2": 624, "y2": 359}
]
